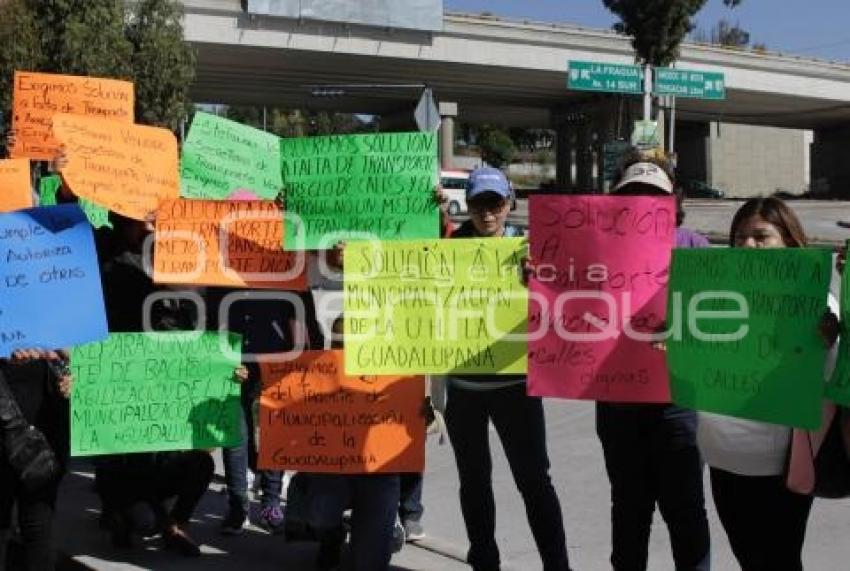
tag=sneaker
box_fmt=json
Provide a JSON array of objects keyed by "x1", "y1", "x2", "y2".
[
  {"x1": 258, "y1": 505, "x2": 286, "y2": 535},
  {"x1": 220, "y1": 508, "x2": 248, "y2": 536},
  {"x1": 391, "y1": 517, "x2": 406, "y2": 553},
  {"x1": 403, "y1": 519, "x2": 425, "y2": 542}
]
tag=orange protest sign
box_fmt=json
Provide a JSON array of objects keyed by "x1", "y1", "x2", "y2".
[
  {"x1": 0, "y1": 159, "x2": 33, "y2": 212},
  {"x1": 52, "y1": 114, "x2": 179, "y2": 221},
  {"x1": 11, "y1": 71, "x2": 134, "y2": 161},
  {"x1": 153, "y1": 199, "x2": 307, "y2": 290},
  {"x1": 259, "y1": 350, "x2": 425, "y2": 473}
]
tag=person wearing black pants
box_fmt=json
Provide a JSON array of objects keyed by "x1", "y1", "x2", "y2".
[
  {"x1": 596, "y1": 404, "x2": 710, "y2": 570},
  {"x1": 96, "y1": 451, "x2": 214, "y2": 556},
  {"x1": 446, "y1": 382, "x2": 571, "y2": 571},
  {"x1": 0, "y1": 358, "x2": 71, "y2": 571},
  {"x1": 443, "y1": 168, "x2": 571, "y2": 571},
  {"x1": 398, "y1": 473, "x2": 425, "y2": 540},
  {"x1": 710, "y1": 468, "x2": 813, "y2": 571},
  {"x1": 594, "y1": 155, "x2": 711, "y2": 571}
]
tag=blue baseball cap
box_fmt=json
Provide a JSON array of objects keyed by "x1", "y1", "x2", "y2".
[{"x1": 466, "y1": 167, "x2": 512, "y2": 201}]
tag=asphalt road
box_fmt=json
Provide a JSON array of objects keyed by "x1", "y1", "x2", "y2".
[{"x1": 57, "y1": 401, "x2": 850, "y2": 571}]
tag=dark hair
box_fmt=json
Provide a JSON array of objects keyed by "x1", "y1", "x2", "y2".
[{"x1": 728, "y1": 197, "x2": 808, "y2": 247}]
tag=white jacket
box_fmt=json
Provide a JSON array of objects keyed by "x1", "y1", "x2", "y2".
[{"x1": 697, "y1": 293, "x2": 839, "y2": 477}]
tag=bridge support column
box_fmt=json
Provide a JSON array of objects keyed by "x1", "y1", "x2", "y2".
[
  {"x1": 812, "y1": 122, "x2": 850, "y2": 199},
  {"x1": 439, "y1": 101, "x2": 458, "y2": 170},
  {"x1": 552, "y1": 99, "x2": 622, "y2": 192}
]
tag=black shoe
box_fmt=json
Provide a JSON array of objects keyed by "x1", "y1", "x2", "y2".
[
  {"x1": 164, "y1": 528, "x2": 201, "y2": 558},
  {"x1": 316, "y1": 543, "x2": 341, "y2": 571},
  {"x1": 109, "y1": 513, "x2": 133, "y2": 549},
  {"x1": 316, "y1": 528, "x2": 344, "y2": 571},
  {"x1": 220, "y1": 507, "x2": 248, "y2": 536}
]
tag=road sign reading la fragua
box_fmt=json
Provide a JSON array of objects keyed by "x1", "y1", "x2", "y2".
[{"x1": 568, "y1": 61, "x2": 643, "y2": 94}]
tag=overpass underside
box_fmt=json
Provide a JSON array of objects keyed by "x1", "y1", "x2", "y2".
[{"x1": 184, "y1": 1, "x2": 850, "y2": 196}]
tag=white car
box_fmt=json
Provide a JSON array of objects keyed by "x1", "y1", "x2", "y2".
[{"x1": 440, "y1": 169, "x2": 470, "y2": 215}]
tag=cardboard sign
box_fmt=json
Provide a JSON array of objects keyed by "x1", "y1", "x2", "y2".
[
  {"x1": 0, "y1": 159, "x2": 33, "y2": 212},
  {"x1": 181, "y1": 112, "x2": 282, "y2": 200},
  {"x1": 52, "y1": 114, "x2": 179, "y2": 220},
  {"x1": 70, "y1": 332, "x2": 242, "y2": 456},
  {"x1": 827, "y1": 240, "x2": 850, "y2": 405},
  {"x1": 0, "y1": 205, "x2": 108, "y2": 357},
  {"x1": 280, "y1": 132, "x2": 439, "y2": 250},
  {"x1": 11, "y1": 71, "x2": 134, "y2": 160},
  {"x1": 258, "y1": 350, "x2": 425, "y2": 473},
  {"x1": 668, "y1": 248, "x2": 832, "y2": 429},
  {"x1": 38, "y1": 174, "x2": 111, "y2": 229},
  {"x1": 527, "y1": 195, "x2": 675, "y2": 402},
  {"x1": 153, "y1": 199, "x2": 306, "y2": 290},
  {"x1": 344, "y1": 238, "x2": 528, "y2": 375}
]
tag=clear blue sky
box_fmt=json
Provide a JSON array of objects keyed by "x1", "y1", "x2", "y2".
[{"x1": 444, "y1": 0, "x2": 850, "y2": 63}]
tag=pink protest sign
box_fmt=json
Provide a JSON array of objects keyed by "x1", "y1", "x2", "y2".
[{"x1": 528, "y1": 195, "x2": 675, "y2": 402}]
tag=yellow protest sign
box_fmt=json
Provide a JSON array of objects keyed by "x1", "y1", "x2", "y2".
[
  {"x1": 52, "y1": 114, "x2": 179, "y2": 220},
  {"x1": 344, "y1": 238, "x2": 528, "y2": 375}
]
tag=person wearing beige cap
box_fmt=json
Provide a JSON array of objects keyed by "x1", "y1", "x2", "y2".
[{"x1": 596, "y1": 152, "x2": 711, "y2": 571}]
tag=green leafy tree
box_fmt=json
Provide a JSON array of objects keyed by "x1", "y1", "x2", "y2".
[
  {"x1": 0, "y1": 0, "x2": 42, "y2": 130},
  {"x1": 603, "y1": 0, "x2": 708, "y2": 65},
  {"x1": 126, "y1": 0, "x2": 196, "y2": 130},
  {"x1": 478, "y1": 126, "x2": 516, "y2": 168},
  {"x1": 0, "y1": 0, "x2": 195, "y2": 138},
  {"x1": 28, "y1": 0, "x2": 133, "y2": 78}
]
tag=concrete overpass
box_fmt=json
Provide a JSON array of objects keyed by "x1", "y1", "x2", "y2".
[{"x1": 182, "y1": 0, "x2": 850, "y2": 194}]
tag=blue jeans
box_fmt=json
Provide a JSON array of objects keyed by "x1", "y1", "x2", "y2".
[
  {"x1": 445, "y1": 381, "x2": 571, "y2": 571},
  {"x1": 399, "y1": 473, "x2": 424, "y2": 522},
  {"x1": 596, "y1": 403, "x2": 710, "y2": 571},
  {"x1": 222, "y1": 378, "x2": 282, "y2": 513},
  {"x1": 309, "y1": 474, "x2": 401, "y2": 571}
]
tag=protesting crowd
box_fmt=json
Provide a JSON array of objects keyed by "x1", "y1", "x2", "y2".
[{"x1": 0, "y1": 69, "x2": 849, "y2": 571}]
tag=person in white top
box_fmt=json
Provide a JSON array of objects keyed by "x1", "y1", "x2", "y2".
[{"x1": 697, "y1": 197, "x2": 840, "y2": 571}]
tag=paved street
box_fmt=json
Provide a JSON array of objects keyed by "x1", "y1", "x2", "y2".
[{"x1": 57, "y1": 399, "x2": 850, "y2": 570}]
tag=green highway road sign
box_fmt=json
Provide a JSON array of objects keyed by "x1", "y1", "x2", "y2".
[
  {"x1": 654, "y1": 68, "x2": 726, "y2": 99},
  {"x1": 568, "y1": 60, "x2": 643, "y2": 94}
]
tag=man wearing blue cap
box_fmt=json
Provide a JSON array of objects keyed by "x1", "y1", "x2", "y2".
[{"x1": 444, "y1": 167, "x2": 572, "y2": 571}]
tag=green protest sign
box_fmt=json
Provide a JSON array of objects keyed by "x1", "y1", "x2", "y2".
[
  {"x1": 668, "y1": 248, "x2": 832, "y2": 429},
  {"x1": 280, "y1": 132, "x2": 439, "y2": 250},
  {"x1": 826, "y1": 240, "x2": 850, "y2": 405},
  {"x1": 39, "y1": 174, "x2": 112, "y2": 229},
  {"x1": 180, "y1": 111, "x2": 282, "y2": 200},
  {"x1": 344, "y1": 238, "x2": 528, "y2": 375},
  {"x1": 70, "y1": 332, "x2": 243, "y2": 456}
]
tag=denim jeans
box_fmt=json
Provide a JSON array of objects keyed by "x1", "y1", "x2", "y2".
[
  {"x1": 596, "y1": 403, "x2": 710, "y2": 571},
  {"x1": 711, "y1": 468, "x2": 813, "y2": 571},
  {"x1": 399, "y1": 473, "x2": 424, "y2": 522},
  {"x1": 222, "y1": 377, "x2": 282, "y2": 513},
  {"x1": 445, "y1": 381, "x2": 571, "y2": 571},
  {"x1": 310, "y1": 474, "x2": 401, "y2": 571}
]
